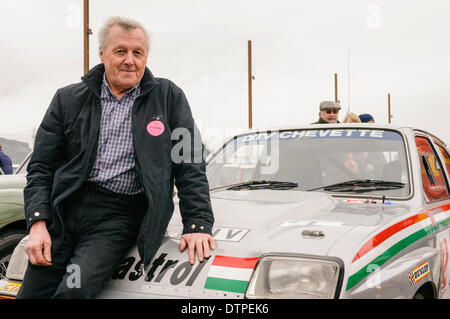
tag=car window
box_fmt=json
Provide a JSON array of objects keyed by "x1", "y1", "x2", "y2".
[
  {"x1": 415, "y1": 136, "x2": 449, "y2": 202},
  {"x1": 207, "y1": 129, "x2": 410, "y2": 197},
  {"x1": 435, "y1": 143, "x2": 450, "y2": 177}
]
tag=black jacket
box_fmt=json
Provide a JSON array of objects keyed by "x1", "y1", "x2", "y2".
[
  {"x1": 24, "y1": 64, "x2": 214, "y2": 265},
  {"x1": 311, "y1": 117, "x2": 340, "y2": 124}
]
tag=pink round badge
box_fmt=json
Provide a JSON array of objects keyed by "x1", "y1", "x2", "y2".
[{"x1": 147, "y1": 120, "x2": 165, "y2": 136}]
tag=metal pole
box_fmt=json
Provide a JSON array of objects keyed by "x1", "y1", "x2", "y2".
[
  {"x1": 347, "y1": 50, "x2": 350, "y2": 112},
  {"x1": 83, "y1": 0, "x2": 92, "y2": 75},
  {"x1": 388, "y1": 93, "x2": 391, "y2": 123},
  {"x1": 248, "y1": 40, "x2": 253, "y2": 129},
  {"x1": 334, "y1": 73, "x2": 338, "y2": 103}
]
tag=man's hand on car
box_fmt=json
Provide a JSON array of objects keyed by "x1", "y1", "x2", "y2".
[
  {"x1": 24, "y1": 220, "x2": 52, "y2": 267},
  {"x1": 179, "y1": 233, "x2": 216, "y2": 265}
]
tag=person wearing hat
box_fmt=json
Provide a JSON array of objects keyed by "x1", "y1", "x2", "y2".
[
  {"x1": 311, "y1": 100, "x2": 342, "y2": 124},
  {"x1": 359, "y1": 113, "x2": 375, "y2": 123}
]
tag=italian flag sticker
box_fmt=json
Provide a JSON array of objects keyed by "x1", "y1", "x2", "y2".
[{"x1": 204, "y1": 255, "x2": 259, "y2": 294}]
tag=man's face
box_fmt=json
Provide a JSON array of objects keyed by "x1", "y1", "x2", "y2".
[
  {"x1": 319, "y1": 108, "x2": 339, "y2": 123},
  {"x1": 99, "y1": 25, "x2": 148, "y2": 94}
]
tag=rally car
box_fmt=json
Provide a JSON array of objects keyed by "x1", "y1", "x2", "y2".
[{"x1": 1, "y1": 124, "x2": 450, "y2": 299}]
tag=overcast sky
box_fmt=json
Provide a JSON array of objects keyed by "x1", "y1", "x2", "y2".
[{"x1": 1, "y1": 0, "x2": 449, "y2": 149}]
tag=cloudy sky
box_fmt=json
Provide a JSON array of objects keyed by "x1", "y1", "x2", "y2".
[{"x1": 1, "y1": 0, "x2": 449, "y2": 149}]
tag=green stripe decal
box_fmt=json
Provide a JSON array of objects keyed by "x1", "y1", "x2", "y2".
[
  {"x1": 204, "y1": 277, "x2": 249, "y2": 294},
  {"x1": 346, "y1": 216, "x2": 450, "y2": 291}
]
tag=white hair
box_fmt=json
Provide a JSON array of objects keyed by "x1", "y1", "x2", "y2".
[{"x1": 98, "y1": 16, "x2": 150, "y2": 51}]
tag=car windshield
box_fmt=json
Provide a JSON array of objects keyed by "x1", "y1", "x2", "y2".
[
  {"x1": 15, "y1": 152, "x2": 31, "y2": 175},
  {"x1": 206, "y1": 128, "x2": 410, "y2": 197}
]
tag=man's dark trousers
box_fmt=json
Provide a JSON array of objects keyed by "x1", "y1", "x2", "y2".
[{"x1": 17, "y1": 182, "x2": 147, "y2": 299}]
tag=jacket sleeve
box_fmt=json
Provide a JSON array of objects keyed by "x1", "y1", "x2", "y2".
[
  {"x1": 169, "y1": 83, "x2": 215, "y2": 235},
  {"x1": 24, "y1": 89, "x2": 66, "y2": 230}
]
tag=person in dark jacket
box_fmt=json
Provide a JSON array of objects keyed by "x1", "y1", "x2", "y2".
[
  {"x1": 0, "y1": 144, "x2": 13, "y2": 174},
  {"x1": 17, "y1": 16, "x2": 215, "y2": 299},
  {"x1": 311, "y1": 100, "x2": 341, "y2": 124}
]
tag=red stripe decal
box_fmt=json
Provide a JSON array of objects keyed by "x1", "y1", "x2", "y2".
[
  {"x1": 352, "y1": 203, "x2": 450, "y2": 263},
  {"x1": 352, "y1": 213, "x2": 429, "y2": 263},
  {"x1": 212, "y1": 255, "x2": 259, "y2": 269}
]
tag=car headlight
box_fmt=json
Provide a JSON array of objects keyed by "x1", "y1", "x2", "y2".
[{"x1": 245, "y1": 254, "x2": 343, "y2": 299}]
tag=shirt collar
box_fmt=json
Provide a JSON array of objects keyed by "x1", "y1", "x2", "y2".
[{"x1": 101, "y1": 73, "x2": 140, "y2": 99}]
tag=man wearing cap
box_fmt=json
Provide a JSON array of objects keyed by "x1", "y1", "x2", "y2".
[
  {"x1": 311, "y1": 101, "x2": 341, "y2": 124},
  {"x1": 359, "y1": 113, "x2": 375, "y2": 123}
]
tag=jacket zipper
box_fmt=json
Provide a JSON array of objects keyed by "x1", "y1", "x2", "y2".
[
  {"x1": 83, "y1": 72, "x2": 159, "y2": 275},
  {"x1": 132, "y1": 83, "x2": 160, "y2": 275}
]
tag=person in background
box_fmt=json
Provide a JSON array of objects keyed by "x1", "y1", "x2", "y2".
[
  {"x1": 341, "y1": 113, "x2": 361, "y2": 173},
  {"x1": 311, "y1": 101, "x2": 341, "y2": 124},
  {"x1": 359, "y1": 113, "x2": 375, "y2": 123},
  {"x1": 344, "y1": 113, "x2": 385, "y2": 178},
  {"x1": 0, "y1": 144, "x2": 13, "y2": 174},
  {"x1": 343, "y1": 112, "x2": 361, "y2": 123}
]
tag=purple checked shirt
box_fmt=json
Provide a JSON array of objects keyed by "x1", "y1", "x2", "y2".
[{"x1": 88, "y1": 73, "x2": 144, "y2": 195}]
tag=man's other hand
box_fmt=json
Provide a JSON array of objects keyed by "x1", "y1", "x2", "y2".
[
  {"x1": 179, "y1": 233, "x2": 216, "y2": 265},
  {"x1": 24, "y1": 220, "x2": 52, "y2": 266}
]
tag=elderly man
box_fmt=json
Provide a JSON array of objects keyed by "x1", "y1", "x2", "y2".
[
  {"x1": 17, "y1": 17, "x2": 215, "y2": 299},
  {"x1": 311, "y1": 100, "x2": 341, "y2": 124}
]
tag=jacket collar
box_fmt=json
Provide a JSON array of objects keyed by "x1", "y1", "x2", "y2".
[
  {"x1": 315, "y1": 117, "x2": 341, "y2": 124},
  {"x1": 81, "y1": 63, "x2": 159, "y2": 98}
]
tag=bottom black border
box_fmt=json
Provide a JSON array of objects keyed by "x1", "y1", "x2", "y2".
[{"x1": 2, "y1": 298, "x2": 448, "y2": 317}]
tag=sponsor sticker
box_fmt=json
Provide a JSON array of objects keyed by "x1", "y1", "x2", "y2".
[
  {"x1": 344, "y1": 199, "x2": 363, "y2": 203},
  {"x1": 166, "y1": 226, "x2": 249, "y2": 242},
  {"x1": 235, "y1": 129, "x2": 402, "y2": 144},
  {"x1": 280, "y1": 220, "x2": 342, "y2": 227},
  {"x1": 0, "y1": 282, "x2": 21, "y2": 293},
  {"x1": 409, "y1": 261, "x2": 430, "y2": 285},
  {"x1": 111, "y1": 253, "x2": 210, "y2": 286},
  {"x1": 204, "y1": 255, "x2": 258, "y2": 294}
]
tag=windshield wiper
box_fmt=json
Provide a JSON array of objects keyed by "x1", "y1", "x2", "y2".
[
  {"x1": 210, "y1": 180, "x2": 298, "y2": 192},
  {"x1": 307, "y1": 179, "x2": 405, "y2": 193}
]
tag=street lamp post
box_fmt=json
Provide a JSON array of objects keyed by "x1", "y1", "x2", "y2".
[
  {"x1": 248, "y1": 40, "x2": 254, "y2": 129},
  {"x1": 83, "y1": 0, "x2": 93, "y2": 75}
]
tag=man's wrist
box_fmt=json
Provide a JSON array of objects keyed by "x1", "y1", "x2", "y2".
[
  {"x1": 182, "y1": 222, "x2": 212, "y2": 235},
  {"x1": 30, "y1": 219, "x2": 48, "y2": 232}
]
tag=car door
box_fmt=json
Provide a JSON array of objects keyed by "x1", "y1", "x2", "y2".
[
  {"x1": 430, "y1": 138, "x2": 450, "y2": 299},
  {"x1": 414, "y1": 133, "x2": 450, "y2": 299}
]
